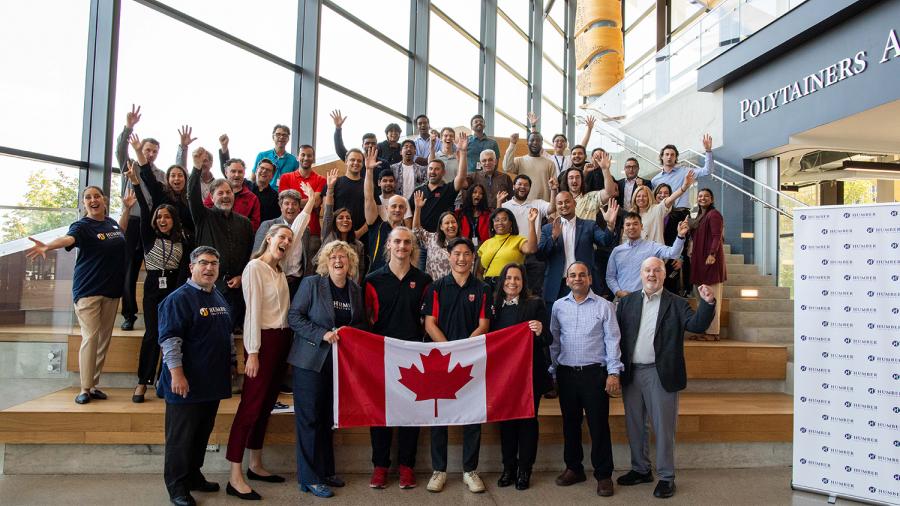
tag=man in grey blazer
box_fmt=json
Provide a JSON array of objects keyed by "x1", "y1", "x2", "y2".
[{"x1": 614, "y1": 257, "x2": 716, "y2": 499}]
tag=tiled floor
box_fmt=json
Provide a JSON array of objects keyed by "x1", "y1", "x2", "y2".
[{"x1": 0, "y1": 467, "x2": 854, "y2": 505}]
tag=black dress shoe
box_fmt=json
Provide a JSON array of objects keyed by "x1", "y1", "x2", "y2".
[
  {"x1": 190, "y1": 480, "x2": 220, "y2": 492},
  {"x1": 75, "y1": 393, "x2": 90, "y2": 404},
  {"x1": 121, "y1": 317, "x2": 136, "y2": 331},
  {"x1": 226, "y1": 482, "x2": 261, "y2": 500},
  {"x1": 617, "y1": 469, "x2": 654, "y2": 486},
  {"x1": 170, "y1": 495, "x2": 195, "y2": 506},
  {"x1": 322, "y1": 475, "x2": 345, "y2": 487},
  {"x1": 515, "y1": 469, "x2": 531, "y2": 490},
  {"x1": 248, "y1": 468, "x2": 286, "y2": 483},
  {"x1": 89, "y1": 389, "x2": 107, "y2": 400},
  {"x1": 497, "y1": 468, "x2": 516, "y2": 487},
  {"x1": 654, "y1": 480, "x2": 675, "y2": 498},
  {"x1": 555, "y1": 468, "x2": 587, "y2": 486},
  {"x1": 132, "y1": 393, "x2": 145, "y2": 403}
]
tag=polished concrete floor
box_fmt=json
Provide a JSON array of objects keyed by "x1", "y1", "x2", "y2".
[{"x1": 0, "y1": 467, "x2": 853, "y2": 505}]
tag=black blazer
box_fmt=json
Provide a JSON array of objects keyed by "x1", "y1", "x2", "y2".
[
  {"x1": 287, "y1": 274, "x2": 367, "y2": 372},
  {"x1": 491, "y1": 297, "x2": 554, "y2": 396},
  {"x1": 616, "y1": 289, "x2": 714, "y2": 392}
]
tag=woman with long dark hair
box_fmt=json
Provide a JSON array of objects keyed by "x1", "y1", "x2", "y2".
[
  {"x1": 490, "y1": 263, "x2": 552, "y2": 490},
  {"x1": 413, "y1": 190, "x2": 460, "y2": 280},
  {"x1": 225, "y1": 223, "x2": 296, "y2": 500},
  {"x1": 26, "y1": 186, "x2": 136, "y2": 404},
  {"x1": 689, "y1": 188, "x2": 726, "y2": 340},
  {"x1": 456, "y1": 183, "x2": 491, "y2": 246},
  {"x1": 124, "y1": 160, "x2": 191, "y2": 403},
  {"x1": 315, "y1": 169, "x2": 365, "y2": 280},
  {"x1": 132, "y1": 133, "x2": 194, "y2": 236}
]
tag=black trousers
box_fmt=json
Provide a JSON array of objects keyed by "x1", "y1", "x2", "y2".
[
  {"x1": 556, "y1": 365, "x2": 613, "y2": 479},
  {"x1": 370, "y1": 426, "x2": 420, "y2": 468},
  {"x1": 137, "y1": 271, "x2": 176, "y2": 385},
  {"x1": 499, "y1": 393, "x2": 542, "y2": 471},
  {"x1": 524, "y1": 254, "x2": 544, "y2": 297},
  {"x1": 164, "y1": 400, "x2": 220, "y2": 499},
  {"x1": 667, "y1": 208, "x2": 692, "y2": 296},
  {"x1": 430, "y1": 424, "x2": 481, "y2": 472},
  {"x1": 121, "y1": 215, "x2": 143, "y2": 319}
]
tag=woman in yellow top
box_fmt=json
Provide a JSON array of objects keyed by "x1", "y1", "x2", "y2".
[{"x1": 477, "y1": 207, "x2": 538, "y2": 293}]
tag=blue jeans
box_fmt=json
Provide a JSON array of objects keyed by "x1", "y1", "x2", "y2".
[{"x1": 292, "y1": 358, "x2": 335, "y2": 486}]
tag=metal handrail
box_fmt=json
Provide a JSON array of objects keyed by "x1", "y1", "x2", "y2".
[{"x1": 682, "y1": 148, "x2": 807, "y2": 207}]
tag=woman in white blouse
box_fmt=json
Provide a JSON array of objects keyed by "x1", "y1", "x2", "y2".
[
  {"x1": 625, "y1": 170, "x2": 695, "y2": 244},
  {"x1": 225, "y1": 182, "x2": 315, "y2": 500}
]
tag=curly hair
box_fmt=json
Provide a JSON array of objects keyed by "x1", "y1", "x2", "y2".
[{"x1": 315, "y1": 240, "x2": 359, "y2": 280}]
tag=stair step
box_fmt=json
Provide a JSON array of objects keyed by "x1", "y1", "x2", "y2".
[
  {"x1": 724, "y1": 285, "x2": 791, "y2": 299},
  {"x1": 724, "y1": 253, "x2": 744, "y2": 264},
  {"x1": 726, "y1": 263, "x2": 758, "y2": 275},
  {"x1": 728, "y1": 325, "x2": 791, "y2": 343},
  {"x1": 723, "y1": 244, "x2": 732, "y2": 254},
  {"x1": 727, "y1": 298, "x2": 794, "y2": 312},
  {"x1": 729, "y1": 311, "x2": 794, "y2": 328},
  {"x1": 726, "y1": 274, "x2": 776, "y2": 286},
  {"x1": 0, "y1": 325, "x2": 71, "y2": 343}
]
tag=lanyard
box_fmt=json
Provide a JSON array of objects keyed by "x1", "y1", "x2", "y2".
[
  {"x1": 553, "y1": 155, "x2": 565, "y2": 173},
  {"x1": 160, "y1": 239, "x2": 177, "y2": 269}
]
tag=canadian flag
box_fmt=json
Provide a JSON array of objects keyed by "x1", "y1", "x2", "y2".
[{"x1": 333, "y1": 322, "x2": 534, "y2": 427}]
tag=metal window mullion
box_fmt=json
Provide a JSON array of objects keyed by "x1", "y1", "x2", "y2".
[
  {"x1": 530, "y1": 0, "x2": 543, "y2": 129},
  {"x1": 480, "y1": 0, "x2": 497, "y2": 133},
  {"x1": 293, "y1": 0, "x2": 321, "y2": 148},
  {"x1": 409, "y1": 0, "x2": 430, "y2": 133},
  {"x1": 564, "y1": 0, "x2": 576, "y2": 142},
  {"x1": 81, "y1": 0, "x2": 120, "y2": 198}
]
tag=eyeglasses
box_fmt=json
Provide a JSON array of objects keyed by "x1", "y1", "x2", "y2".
[
  {"x1": 195, "y1": 260, "x2": 219, "y2": 267},
  {"x1": 274, "y1": 133, "x2": 289, "y2": 138}
]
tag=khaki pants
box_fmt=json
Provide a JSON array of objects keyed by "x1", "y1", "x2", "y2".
[
  {"x1": 74, "y1": 295, "x2": 119, "y2": 390},
  {"x1": 704, "y1": 283, "x2": 724, "y2": 335}
]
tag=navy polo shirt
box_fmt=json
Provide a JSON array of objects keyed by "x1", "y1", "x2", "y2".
[
  {"x1": 65, "y1": 217, "x2": 127, "y2": 303},
  {"x1": 408, "y1": 182, "x2": 459, "y2": 233},
  {"x1": 157, "y1": 282, "x2": 233, "y2": 404},
  {"x1": 365, "y1": 265, "x2": 432, "y2": 341},
  {"x1": 421, "y1": 273, "x2": 489, "y2": 341}
]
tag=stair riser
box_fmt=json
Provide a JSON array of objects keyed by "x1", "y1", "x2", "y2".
[
  {"x1": 727, "y1": 275, "x2": 776, "y2": 286},
  {"x1": 730, "y1": 312, "x2": 794, "y2": 328},
  {"x1": 724, "y1": 286, "x2": 790, "y2": 299},
  {"x1": 728, "y1": 326, "x2": 791, "y2": 343}
]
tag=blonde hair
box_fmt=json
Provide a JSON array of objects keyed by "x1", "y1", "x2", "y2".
[
  {"x1": 631, "y1": 184, "x2": 653, "y2": 212},
  {"x1": 315, "y1": 240, "x2": 359, "y2": 280},
  {"x1": 384, "y1": 226, "x2": 420, "y2": 264},
  {"x1": 252, "y1": 223, "x2": 293, "y2": 261}
]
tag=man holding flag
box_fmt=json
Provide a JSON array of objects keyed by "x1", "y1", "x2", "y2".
[
  {"x1": 363, "y1": 227, "x2": 432, "y2": 490},
  {"x1": 421, "y1": 237, "x2": 490, "y2": 493}
]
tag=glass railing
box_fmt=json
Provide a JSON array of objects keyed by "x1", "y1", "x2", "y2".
[{"x1": 588, "y1": 0, "x2": 808, "y2": 122}]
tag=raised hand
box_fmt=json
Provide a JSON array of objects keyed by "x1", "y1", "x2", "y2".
[
  {"x1": 597, "y1": 150, "x2": 611, "y2": 171},
  {"x1": 603, "y1": 199, "x2": 619, "y2": 229},
  {"x1": 128, "y1": 132, "x2": 141, "y2": 153},
  {"x1": 430, "y1": 130, "x2": 438, "y2": 146},
  {"x1": 326, "y1": 168, "x2": 339, "y2": 188},
  {"x1": 219, "y1": 134, "x2": 229, "y2": 151},
  {"x1": 455, "y1": 131, "x2": 468, "y2": 152},
  {"x1": 413, "y1": 190, "x2": 425, "y2": 209},
  {"x1": 683, "y1": 169, "x2": 696, "y2": 190},
  {"x1": 697, "y1": 284, "x2": 715, "y2": 304},
  {"x1": 496, "y1": 190, "x2": 508, "y2": 204},
  {"x1": 178, "y1": 125, "x2": 196, "y2": 147},
  {"x1": 300, "y1": 181, "x2": 315, "y2": 205},
  {"x1": 509, "y1": 132, "x2": 519, "y2": 145},
  {"x1": 121, "y1": 188, "x2": 137, "y2": 210},
  {"x1": 677, "y1": 217, "x2": 690, "y2": 237},
  {"x1": 124, "y1": 161, "x2": 141, "y2": 185},
  {"x1": 25, "y1": 237, "x2": 48, "y2": 260},
  {"x1": 527, "y1": 111, "x2": 539, "y2": 128},
  {"x1": 126, "y1": 104, "x2": 141, "y2": 129},
  {"x1": 551, "y1": 216, "x2": 562, "y2": 239},
  {"x1": 192, "y1": 148, "x2": 206, "y2": 170},
  {"x1": 330, "y1": 109, "x2": 347, "y2": 128},
  {"x1": 702, "y1": 133, "x2": 713, "y2": 152},
  {"x1": 548, "y1": 177, "x2": 559, "y2": 191},
  {"x1": 584, "y1": 115, "x2": 596, "y2": 130},
  {"x1": 528, "y1": 207, "x2": 539, "y2": 222}
]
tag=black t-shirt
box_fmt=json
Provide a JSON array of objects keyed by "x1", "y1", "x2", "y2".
[
  {"x1": 253, "y1": 183, "x2": 281, "y2": 223},
  {"x1": 365, "y1": 265, "x2": 432, "y2": 340},
  {"x1": 366, "y1": 220, "x2": 393, "y2": 274},
  {"x1": 330, "y1": 278, "x2": 352, "y2": 328},
  {"x1": 409, "y1": 182, "x2": 458, "y2": 233},
  {"x1": 421, "y1": 274, "x2": 489, "y2": 341},
  {"x1": 66, "y1": 217, "x2": 127, "y2": 303},
  {"x1": 329, "y1": 176, "x2": 366, "y2": 230}
]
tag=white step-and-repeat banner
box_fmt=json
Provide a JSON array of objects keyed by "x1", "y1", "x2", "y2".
[{"x1": 793, "y1": 203, "x2": 900, "y2": 505}]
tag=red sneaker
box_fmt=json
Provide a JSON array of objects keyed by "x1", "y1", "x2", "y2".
[
  {"x1": 398, "y1": 465, "x2": 417, "y2": 489},
  {"x1": 369, "y1": 466, "x2": 388, "y2": 489}
]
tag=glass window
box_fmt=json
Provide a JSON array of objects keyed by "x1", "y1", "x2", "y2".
[
  {"x1": 429, "y1": 12, "x2": 480, "y2": 92},
  {"x1": 494, "y1": 113, "x2": 527, "y2": 141},
  {"x1": 426, "y1": 73, "x2": 479, "y2": 132},
  {"x1": 315, "y1": 85, "x2": 403, "y2": 161},
  {"x1": 159, "y1": 0, "x2": 298, "y2": 61},
  {"x1": 625, "y1": 15, "x2": 656, "y2": 67},
  {"x1": 116, "y1": 1, "x2": 294, "y2": 170},
  {"x1": 320, "y1": 6, "x2": 410, "y2": 113},
  {"x1": 670, "y1": 0, "x2": 704, "y2": 30},
  {"x1": 624, "y1": 0, "x2": 654, "y2": 28},
  {"x1": 543, "y1": 19, "x2": 565, "y2": 67},
  {"x1": 497, "y1": 15, "x2": 530, "y2": 73},
  {"x1": 495, "y1": 67, "x2": 528, "y2": 127},
  {"x1": 541, "y1": 99, "x2": 564, "y2": 139},
  {"x1": 1, "y1": 155, "x2": 81, "y2": 242},
  {"x1": 497, "y1": 0, "x2": 531, "y2": 33},
  {"x1": 0, "y1": 0, "x2": 89, "y2": 160},
  {"x1": 330, "y1": 0, "x2": 411, "y2": 47},
  {"x1": 542, "y1": 62, "x2": 565, "y2": 106},
  {"x1": 431, "y1": 0, "x2": 480, "y2": 38},
  {"x1": 549, "y1": 0, "x2": 566, "y2": 27}
]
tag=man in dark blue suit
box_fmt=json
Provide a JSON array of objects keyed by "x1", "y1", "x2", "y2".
[{"x1": 537, "y1": 192, "x2": 619, "y2": 304}]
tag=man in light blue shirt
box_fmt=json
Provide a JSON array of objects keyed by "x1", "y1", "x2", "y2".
[
  {"x1": 650, "y1": 134, "x2": 713, "y2": 209},
  {"x1": 549, "y1": 261, "x2": 623, "y2": 496},
  {"x1": 413, "y1": 114, "x2": 441, "y2": 165},
  {"x1": 466, "y1": 114, "x2": 500, "y2": 173},
  {"x1": 607, "y1": 212, "x2": 688, "y2": 298}
]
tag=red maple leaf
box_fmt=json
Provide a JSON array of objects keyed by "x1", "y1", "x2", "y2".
[{"x1": 397, "y1": 348, "x2": 474, "y2": 417}]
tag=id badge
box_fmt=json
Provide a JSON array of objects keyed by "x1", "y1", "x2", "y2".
[{"x1": 158, "y1": 276, "x2": 168, "y2": 289}]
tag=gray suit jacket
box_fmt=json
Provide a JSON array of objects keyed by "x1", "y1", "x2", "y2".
[{"x1": 287, "y1": 274, "x2": 366, "y2": 372}]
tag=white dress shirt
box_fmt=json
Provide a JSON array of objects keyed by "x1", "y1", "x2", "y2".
[
  {"x1": 633, "y1": 288, "x2": 663, "y2": 364},
  {"x1": 560, "y1": 215, "x2": 577, "y2": 273}
]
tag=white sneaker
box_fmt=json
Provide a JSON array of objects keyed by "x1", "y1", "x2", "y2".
[
  {"x1": 463, "y1": 471, "x2": 486, "y2": 493},
  {"x1": 426, "y1": 471, "x2": 447, "y2": 492}
]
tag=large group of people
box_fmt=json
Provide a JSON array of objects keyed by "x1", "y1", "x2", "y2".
[{"x1": 25, "y1": 105, "x2": 727, "y2": 505}]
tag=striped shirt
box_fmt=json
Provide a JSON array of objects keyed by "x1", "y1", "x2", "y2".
[{"x1": 145, "y1": 239, "x2": 183, "y2": 271}]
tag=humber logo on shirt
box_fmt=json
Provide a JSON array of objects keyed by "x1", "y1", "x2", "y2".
[{"x1": 200, "y1": 306, "x2": 228, "y2": 317}]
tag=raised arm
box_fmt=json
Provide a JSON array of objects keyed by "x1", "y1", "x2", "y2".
[
  {"x1": 594, "y1": 150, "x2": 618, "y2": 201},
  {"x1": 187, "y1": 165, "x2": 209, "y2": 228},
  {"x1": 453, "y1": 133, "x2": 469, "y2": 192},
  {"x1": 363, "y1": 146, "x2": 379, "y2": 226},
  {"x1": 547, "y1": 177, "x2": 559, "y2": 215},
  {"x1": 503, "y1": 134, "x2": 520, "y2": 175},
  {"x1": 118, "y1": 189, "x2": 136, "y2": 231},
  {"x1": 218, "y1": 134, "x2": 230, "y2": 175},
  {"x1": 694, "y1": 134, "x2": 714, "y2": 178},
  {"x1": 322, "y1": 169, "x2": 339, "y2": 238},
  {"x1": 519, "y1": 207, "x2": 539, "y2": 254},
  {"x1": 664, "y1": 169, "x2": 695, "y2": 209},
  {"x1": 579, "y1": 115, "x2": 596, "y2": 148},
  {"x1": 115, "y1": 104, "x2": 140, "y2": 170},
  {"x1": 176, "y1": 125, "x2": 195, "y2": 169},
  {"x1": 331, "y1": 110, "x2": 348, "y2": 161},
  {"x1": 412, "y1": 190, "x2": 425, "y2": 231}
]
